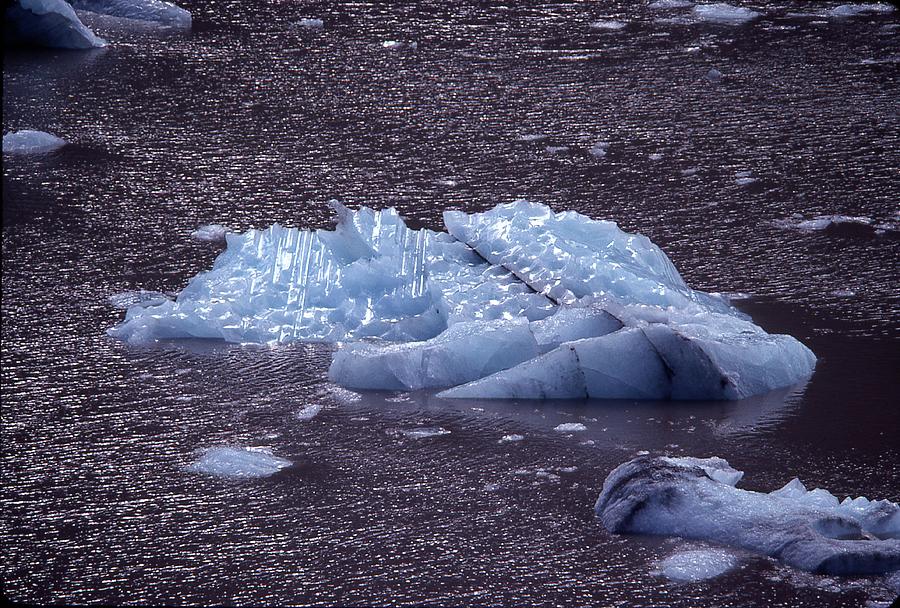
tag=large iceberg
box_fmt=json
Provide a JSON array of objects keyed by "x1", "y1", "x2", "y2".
[
  {"x1": 110, "y1": 201, "x2": 816, "y2": 401},
  {"x1": 4, "y1": 0, "x2": 106, "y2": 49},
  {"x1": 596, "y1": 455, "x2": 900, "y2": 575}
]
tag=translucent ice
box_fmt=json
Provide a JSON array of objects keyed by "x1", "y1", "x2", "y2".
[
  {"x1": 655, "y1": 548, "x2": 738, "y2": 581},
  {"x1": 590, "y1": 20, "x2": 627, "y2": 30},
  {"x1": 190, "y1": 224, "x2": 228, "y2": 243},
  {"x1": 649, "y1": 0, "x2": 694, "y2": 8},
  {"x1": 5, "y1": 0, "x2": 106, "y2": 48},
  {"x1": 294, "y1": 18, "x2": 323, "y2": 29},
  {"x1": 295, "y1": 404, "x2": 323, "y2": 421},
  {"x1": 186, "y1": 447, "x2": 292, "y2": 478},
  {"x1": 69, "y1": 0, "x2": 191, "y2": 27},
  {"x1": 597, "y1": 455, "x2": 900, "y2": 575},
  {"x1": 112, "y1": 200, "x2": 815, "y2": 401},
  {"x1": 3, "y1": 130, "x2": 68, "y2": 154},
  {"x1": 691, "y1": 4, "x2": 761, "y2": 25}
]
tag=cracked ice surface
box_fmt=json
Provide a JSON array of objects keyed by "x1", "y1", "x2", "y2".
[
  {"x1": 596, "y1": 456, "x2": 900, "y2": 575},
  {"x1": 110, "y1": 201, "x2": 815, "y2": 401}
]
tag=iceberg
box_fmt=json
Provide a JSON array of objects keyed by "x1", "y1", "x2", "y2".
[
  {"x1": 186, "y1": 447, "x2": 292, "y2": 478},
  {"x1": 4, "y1": 0, "x2": 105, "y2": 48},
  {"x1": 596, "y1": 455, "x2": 900, "y2": 575},
  {"x1": 829, "y1": 4, "x2": 895, "y2": 18},
  {"x1": 111, "y1": 200, "x2": 815, "y2": 401},
  {"x1": 69, "y1": 0, "x2": 191, "y2": 27},
  {"x1": 691, "y1": 4, "x2": 761, "y2": 25},
  {"x1": 3, "y1": 130, "x2": 68, "y2": 154}
]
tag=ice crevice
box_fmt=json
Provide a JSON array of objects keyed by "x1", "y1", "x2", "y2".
[{"x1": 110, "y1": 200, "x2": 816, "y2": 401}]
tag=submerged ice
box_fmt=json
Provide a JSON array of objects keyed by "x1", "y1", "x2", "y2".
[
  {"x1": 596, "y1": 455, "x2": 900, "y2": 575},
  {"x1": 110, "y1": 200, "x2": 816, "y2": 401}
]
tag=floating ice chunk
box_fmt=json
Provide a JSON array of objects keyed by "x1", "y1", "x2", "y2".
[
  {"x1": 596, "y1": 455, "x2": 900, "y2": 575},
  {"x1": 589, "y1": 141, "x2": 610, "y2": 158},
  {"x1": 692, "y1": 4, "x2": 761, "y2": 25},
  {"x1": 294, "y1": 17, "x2": 323, "y2": 28},
  {"x1": 190, "y1": 224, "x2": 228, "y2": 243},
  {"x1": 69, "y1": 0, "x2": 191, "y2": 27},
  {"x1": 774, "y1": 214, "x2": 875, "y2": 232},
  {"x1": 499, "y1": 434, "x2": 524, "y2": 443},
  {"x1": 590, "y1": 19, "x2": 627, "y2": 30},
  {"x1": 545, "y1": 145, "x2": 570, "y2": 154},
  {"x1": 649, "y1": 153, "x2": 664, "y2": 161},
  {"x1": 295, "y1": 404, "x2": 323, "y2": 421},
  {"x1": 830, "y1": 4, "x2": 895, "y2": 18},
  {"x1": 706, "y1": 68, "x2": 723, "y2": 83},
  {"x1": 518, "y1": 133, "x2": 549, "y2": 142},
  {"x1": 108, "y1": 289, "x2": 171, "y2": 309},
  {"x1": 382, "y1": 40, "x2": 417, "y2": 50},
  {"x1": 186, "y1": 447, "x2": 292, "y2": 478},
  {"x1": 5, "y1": 0, "x2": 106, "y2": 48},
  {"x1": 661, "y1": 456, "x2": 744, "y2": 486},
  {"x1": 681, "y1": 167, "x2": 698, "y2": 176},
  {"x1": 554, "y1": 422, "x2": 587, "y2": 432},
  {"x1": 3, "y1": 130, "x2": 68, "y2": 154},
  {"x1": 649, "y1": 0, "x2": 694, "y2": 8},
  {"x1": 655, "y1": 548, "x2": 738, "y2": 581},
  {"x1": 734, "y1": 170, "x2": 757, "y2": 185},
  {"x1": 395, "y1": 427, "x2": 450, "y2": 439}
]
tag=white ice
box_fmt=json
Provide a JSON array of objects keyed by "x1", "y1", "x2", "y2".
[
  {"x1": 186, "y1": 447, "x2": 292, "y2": 478},
  {"x1": 295, "y1": 404, "x2": 323, "y2": 421},
  {"x1": 691, "y1": 4, "x2": 761, "y2": 25},
  {"x1": 190, "y1": 224, "x2": 228, "y2": 243},
  {"x1": 518, "y1": 134, "x2": 549, "y2": 142},
  {"x1": 499, "y1": 434, "x2": 524, "y2": 443},
  {"x1": 649, "y1": 0, "x2": 694, "y2": 9},
  {"x1": 394, "y1": 427, "x2": 450, "y2": 439},
  {"x1": 6, "y1": 0, "x2": 106, "y2": 48},
  {"x1": 774, "y1": 214, "x2": 876, "y2": 232},
  {"x1": 597, "y1": 455, "x2": 900, "y2": 575},
  {"x1": 111, "y1": 200, "x2": 815, "y2": 401},
  {"x1": 829, "y1": 4, "x2": 895, "y2": 18},
  {"x1": 554, "y1": 422, "x2": 587, "y2": 432},
  {"x1": 654, "y1": 548, "x2": 738, "y2": 581},
  {"x1": 590, "y1": 19, "x2": 627, "y2": 30},
  {"x1": 589, "y1": 141, "x2": 610, "y2": 158},
  {"x1": 382, "y1": 40, "x2": 417, "y2": 50},
  {"x1": 3, "y1": 129, "x2": 68, "y2": 154},
  {"x1": 69, "y1": 0, "x2": 191, "y2": 27}
]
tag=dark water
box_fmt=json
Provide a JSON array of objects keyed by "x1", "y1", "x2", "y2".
[{"x1": 3, "y1": 1, "x2": 899, "y2": 605}]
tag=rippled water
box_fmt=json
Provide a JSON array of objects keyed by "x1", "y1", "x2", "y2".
[{"x1": 3, "y1": 1, "x2": 899, "y2": 606}]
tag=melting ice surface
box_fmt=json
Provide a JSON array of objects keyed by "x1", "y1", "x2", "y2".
[
  {"x1": 70, "y1": 0, "x2": 191, "y2": 27},
  {"x1": 3, "y1": 130, "x2": 67, "y2": 154},
  {"x1": 186, "y1": 447, "x2": 292, "y2": 478},
  {"x1": 110, "y1": 201, "x2": 816, "y2": 401},
  {"x1": 596, "y1": 456, "x2": 900, "y2": 575}
]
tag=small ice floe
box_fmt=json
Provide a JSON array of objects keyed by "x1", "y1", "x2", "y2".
[
  {"x1": 499, "y1": 434, "x2": 525, "y2": 443},
  {"x1": 734, "y1": 170, "x2": 757, "y2": 186},
  {"x1": 518, "y1": 133, "x2": 549, "y2": 142},
  {"x1": 829, "y1": 4, "x2": 895, "y2": 18},
  {"x1": 435, "y1": 178, "x2": 458, "y2": 187},
  {"x1": 681, "y1": 167, "x2": 698, "y2": 176},
  {"x1": 649, "y1": 0, "x2": 694, "y2": 8},
  {"x1": 649, "y1": 153, "x2": 664, "y2": 161},
  {"x1": 554, "y1": 422, "x2": 587, "y2": 432},
  {"x1": 692, "y1": 3, "x2": 762, "y2": 25},
  {"x1": 3, "y1": 130, "x2": 67, "y2": 154},
  {"x1": 382, "y1": 40, "x2": 417, "y2": 50},
  {"x1": 294, "y1": 18, "x2": 324, "y2": 28},
  {"x1": 597, "y1": 455, "x2": 900, "y2": 575},
  {"x1": 295, "y1": 404, "x2": 323, "y2": 421},
  {"x1": 186, "y1": 447, "x2": 292, "y2": 478},
  {"x1": 706, "y1": 67, "x2": 723, "y2": 83},
  {"x1": 484, "y1": 482, "x2": 501, "y2": 492},
  {"x1": 545, "y1": 146, "x2": 570, "y2": 154},
  {"x1": 393, "y1": 427, "x2": 451, "y2": 439},
  {"x1": 654, "y1": 548, "x2": 739, "y2": 582},
  {"x1": 773, "y1": 214, "x2": 875, "y2": 232},
  {"x1": 590, "y1": 19, "x2": 627, "y2": 30},
  {"x1": 191, "y1": 224, "x2": 229, "y2": 243},
  {"x1": 108, "y1": 290, "x2": 171, "y2": 310},
  {"x1": 589, "y1": 141, "x2": 610, "y2": 158}
]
